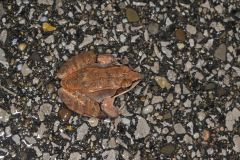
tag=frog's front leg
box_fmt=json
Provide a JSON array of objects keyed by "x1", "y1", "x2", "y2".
[
  {"x1": 101, "y1": 96, "x2": 119, "y2": 118},
  {"x1": 58, "y1": 88, "x2": 103, "y2": 117}
]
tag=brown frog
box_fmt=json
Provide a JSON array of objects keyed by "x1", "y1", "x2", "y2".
[{"x1": 57, "y1": 51, "x2": 141, "y2": 118}]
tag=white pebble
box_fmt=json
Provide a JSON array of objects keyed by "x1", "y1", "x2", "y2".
[
  {"x1": 142, "y1": 105, "x2": 154, "y2": 114},
  {"x1": 134, "y1": 116, "x2": 150, "y2": 139},
  {"x1": 77, "y1": 123, "x2": 89, "y2": 140},
  {"x1": 79, "y1": 35, "x2": 93, "y2": 48},
  {"x1": 186, "y1": 24, "x2": 197, "y2": 35},
  {"x1": 0, "y1": 107, "x2": 10, "y2": 123}
]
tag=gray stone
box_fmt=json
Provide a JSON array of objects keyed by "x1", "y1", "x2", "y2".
[
  {"x1": 142, "y1": 105, "x2": 154, "y2": 114},
  {"x1": 233, "y1": 135, "x2": 240, "y2": 152},
  {"x1": 134, "y1": 116, "x2": 150, "y2": 139},
  {"x1": 151, "y1": 96, "x2": 164, "y2": 104},
  {"x1": 77, "y1": 123, "x2": 89, "y2": 140},
  {"x1": 39, "y1": 103, "x2": 52, "y2": 116},
  {"x1": 37, "y1": 0, "x2": 53, "y2": 5},
  {"x1": 225, "y1": 108, "x2": 240, "y2": 131},
  {"x1": 102, "y1": 149, "x2": 116, "y2": 160},
  {"x1": 44, "y1": 35, "x2": 54, "y2": 44},
  {"x1": 12, "y1": 135, "x2": 20, "y2": 145},
  {"x1": 0, "y1": 2, "x2": 5, "y2": 19},
  {"x1": 36, "y1": 123, "x2": 47, "y2": 139},
  {"x1": 21, "y1": 63, "x2": 32, "y2": 76},
  {"x1": 0, "y1": 30, "x2": 7, "y2": 44},
  {"x1": 0, "y1": 107, "x2": 10, "y2": 123},
  {"x1": 42, "y1": 153, "x2": 50, "y2": 160},
  {"x1": 174, "y1": 123, "x2": 186, "y2": 134},
  {"x1": 186, "y1": 25, "x2": 197, "y2": 34},
  {"x1": 0, "y1": 48, "x2": 9, "y2": 68},
  {"x1": 214, "y1": 44, "x2": 226, "y2": 61},
  {"x1": 69, "y1": 152, "x2": 81, "y2": 160},
  {"x1": 148, "y1": 22, "x2": 159, "y2": 35},
  {"x1": 79, "y1": 35, "x2": 93, "y2": 48},
  {"x1": 25, "y1": 136, "x2": 37, "y2": 145},
  {"x1": 33, "y1": 146, "x2": 42, "y2": 157}
]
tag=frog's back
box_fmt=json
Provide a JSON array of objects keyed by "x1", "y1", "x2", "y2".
[{"x1": 61, "y1": 65, "x2": 140, "y2": 93}]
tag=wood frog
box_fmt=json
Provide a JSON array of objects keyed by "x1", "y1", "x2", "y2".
[{"x1": 57, "y1": 51, "x2": 141, "y2": 118}]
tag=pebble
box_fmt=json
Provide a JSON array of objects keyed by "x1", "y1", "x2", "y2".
[
  {"x1": 0, "y1": 48, "x2": 9, "y2": 68},
  {"x1": 69, "y1": 152, "x2": 81, "y2": 160},
  {"x1": 122, "y1": 150, "x2": 130, "y2": 160},
  {"x1": 38, "y1": 0, "x2": 53, "y2": 5},
  {"x1": 166, "y1": 93, "x2": 173, "y2": 103},
  {"x1": 18, "y1": 43, "x2": 27, "y2": 51},
  {"x1": 121, "y1": 118, "x2": 131, "y2": 126},
  {"x1": 202, "y1": 129, "x2": 210, "y2": 141},
  {"x1": 134, "y1": 116, "x2": 150, "y2": 139},
  {"x1": 210, "y1": 22, "x2": 225, "y2": 32},
  {"x1": 36, "y1": 123, "x2": 47, "y2": 139},
  {"x1": 151, "y1": 96, "x2": 164, "y2": 104},
  {"x1": 142, "y1": 105, "x2": 154, "y2": 114},
  {"x1": 119, "y1": 46, "x2": 129, "y2": 53},
  {"x1": 25, "y1": 136, "x2": 37, "y2": 145},
  {"x1": 186, "y1": 24, "x2": 197, "y2": 35},
  {"x1": 44, "y1": 35, "x2": 55, "y2": 44},
  {"x1": 197, "y1": 111, "x2": 206, "y2": 121},
  {"x1": 225, "y1": 108, "x2": 240, "y2": 131},
  {"x1": 148, "y1": 22, "x2": 159, "y2": 35},
  {"x1": 42, "y1": 153, "x2": 51, "y2": 160},
  {"x1": 58, "y1": 107, "x2": 72, "y2": 122},
  {"x1": 12, "y1": 135, "x2": 20, "y2": 145},
  {"x1": 46, "y1": 83, "x2": 55, "y2": 93},
  {"x1": 0, "y1": 2, "x2": 4, "y2": 19},
  {"x1": 233, "y1": 135, "x2": 240, "y2": 152},
  {"x1": 87, "y1": 117, "x2": 99, "y2": 127},
  {"x1": 77, "y1": 123, "x2": 89, "y2": 140},
  {"x1": 174, "y1": 123, "x2": 186, "y2": 134},
  {"x1": 102, "y1": 150, "x2": 116, "y2": 160},
  {"x1": 79, "y1": 35, "x2": 93, "y2": 48},
  {"x1": 39, "y1": 103, "x2": 52, "y2": 116},
  {"x1": 167, "y1": 70, "x2": 177, "y2": 82},
  {"x1": 155, "y1": 76, "x2": 171, "y2": 90},
  {"x1": 184, "y1": 61, "x2": 192, "y2": 72},
  {"x1": 0, "y1": 30, "x2": 7, "y2": 44},
  {"x1": 42, "y1": 22, "x2": 56, "y2": 32},
  {"x1": 177, "y1": 43, "x2": 185, "y2": 49},
  {"x1": 175, "y1": 28, "x2": 185, "y2": 41},
  {"x1": 33, "y1": 146, "x2": 42, "y2": 157},
  {"x1": 214, "y1": 44, "x2": 226, "y2": 61},
  {"x1": 133, "y1": 150, "x2": 140, "y2": 160},
  {"x1": 119, "y1": 34, "x2": 126, "y2": 43},
  {"x1": 161, "y1": 46, "x2": 172, "y2": 58},
  {"x1": 215, "y1": 5, "x2": 223, "y2": 14},
  {"x1": 0, "y1": 107, "x2": 10, "y2": 123},
  {"x1": 21, "y1": 63, "x2": 32, "y2": 76},
  {"x1": 144, "y1": 29, "x2": 149, "y2": 41},
  {"x1": 160, "y1": 144, "x2": 176, "y2": 155},
  {"x1": 126, "y1": 8, "x2": 139, "y2": 22},
  {"x1": 183, "y1": 134, "x2": 193, "y2": 144}
]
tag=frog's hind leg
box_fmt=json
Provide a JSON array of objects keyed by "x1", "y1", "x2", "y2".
[
  {"x1": 57, "y1": 51, "x2": 97, "y2": 79},
  {"x1": 58, "y1": 88, "x2": 102, "y2": 118}
]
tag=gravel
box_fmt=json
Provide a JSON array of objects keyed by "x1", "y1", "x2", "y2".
[
  {"x1": 0, "y1": 1, "x2": 239, "y2": 159},
  {"x1": 134, "y1": 116, "x2": 150, "y2": 139}
]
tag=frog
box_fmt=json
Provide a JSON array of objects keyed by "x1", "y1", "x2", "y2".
[{"x1": 57, "y1": 51, "x2": 141, "y2": 118}]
